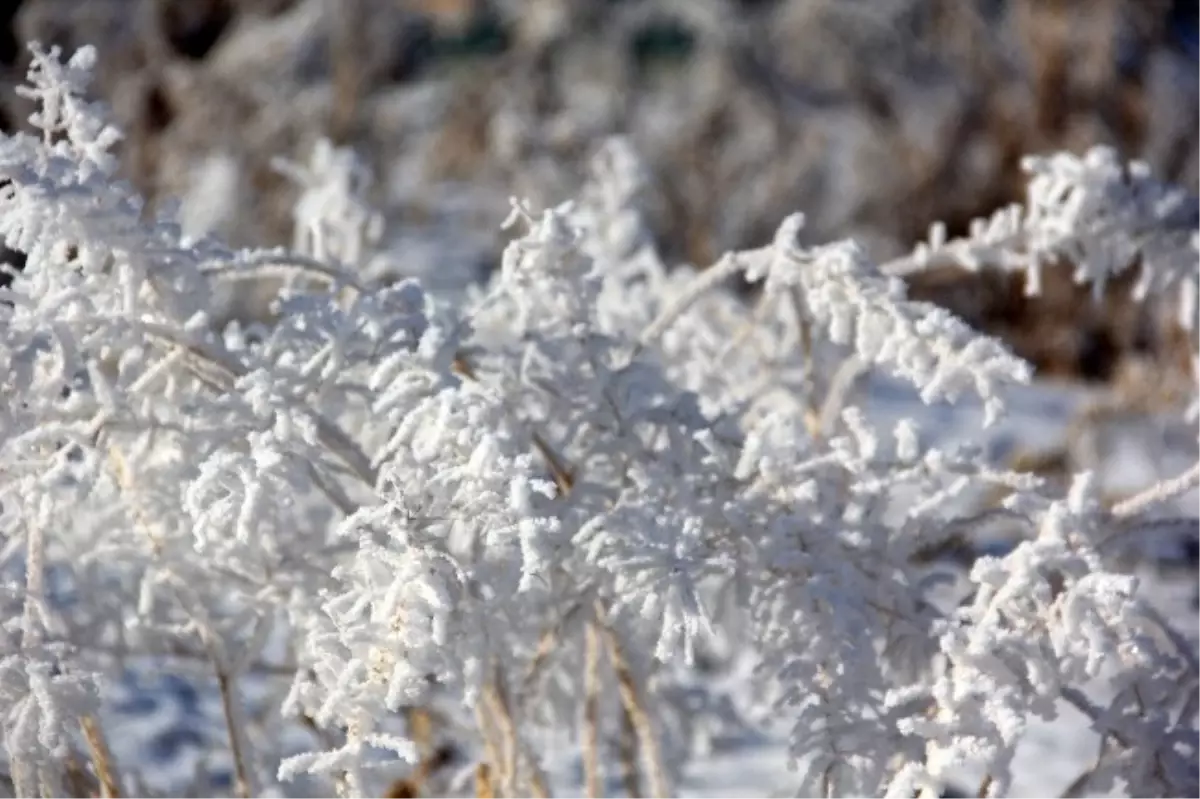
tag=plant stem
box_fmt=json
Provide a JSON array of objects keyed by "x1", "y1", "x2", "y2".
[
  {"x1": 595, "y1": 602, "x2": 669, "y2": 799},
  {"x1": 583, "y1": 621, "x2": 602, "y2": 798},
  {"x1": 81, "y1": 714, "x2": 123, "y2": 797},
  {"x1": 213, "y1": 656, "x2": 256, "y2": 798}
]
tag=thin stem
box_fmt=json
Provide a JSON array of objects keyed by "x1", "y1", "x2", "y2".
[
  {"x1": 790, "y1": 287, "x2": 821, "y2": 440},
  {"x1": 80, "y1": 714, "x2": 123, "y2": 798},
  {"x1": 475, "y1": 763, "x2": 497, "y2": 799},
  {"x1": 63, "y1": 750, "x2": 96, "y2": 798},
  {"x1": 520, "y1": 603, "x2": 583, "y2": 706},
  {"x1": 133, "y1": 319, "x2": 379, "y2": 487},
  {"x1": 816, "y1": 356, "x2": 868, "y2": 436},
  {"x1": 21, "y1": 519, "x2": 46, "y2": 650},
  {"x1": 475, "y1": 701, "x2": 503, "y2": 798},
  {"x1": 595, "y1": 602, "x2": 669, "y2": 799},
  {"x1": 879, "y1": 219, "x2": 1195, "y2": 279},
  {"x1": 453, "y1": 351, "x2": 575, "y2": 494},
  {"x1": 1058, "y1": 735, "x2": 1108, "y2": 798},
  {"x1": 617, "y1": 698, "x2": 642, "y2": 798},
  {"x1": 199, "y1": 250, "x2": 371, "y2": 295},
  {"x1": 483, "y1": 673, "x2": 549, "y2": 798},
  {"x1": 583, "y1": 621, "x2": 603, "y2": 798},
  {"x1": 12, "y1": 507, "x2": 58, "y2": 799},
  {"x1": 1110, "y1": 461, "x2": 1200, "y2": 518},
  {"x1": 637, "y1": 254, "x2": 744, "y2": 351},
  {"x1": 482, "y1": 679, "x2": 517, "y2": 798},
  {"x1": 213, "y1": 654, "x2": 256, "y2": 798}
]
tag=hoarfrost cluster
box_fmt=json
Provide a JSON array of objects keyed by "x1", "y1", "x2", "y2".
[{"x1": 0, "y1": 44, "x2": 1195, "y2": 798}]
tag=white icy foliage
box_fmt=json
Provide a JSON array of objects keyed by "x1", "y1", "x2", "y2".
[
  {"x1": 906, "y1": 146, "x2": 1200, "y2": 331},
  {"x1": 0, "y1": 45, "x2": 1194, "y2": 799},
  {"x1": 899, "y1": 475, "x2": 1198, "y2": 797},
  {"x1": 283, "y1": 384, "x2": 561, "y2": 741},
  {"x1": 272, "y1": 138, "x2": 383, "y2": 268},
  {"x1": 732, "y1": 216, "x2": 1033, "y2": 425}
]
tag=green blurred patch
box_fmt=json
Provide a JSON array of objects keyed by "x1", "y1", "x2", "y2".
[{"x1": 629, "y1": 19, "x2": 696, "y2": 71}]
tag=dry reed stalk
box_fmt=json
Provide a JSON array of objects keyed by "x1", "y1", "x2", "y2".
[
  {"x1": 482, "y1": 680, "x2": 517, "y2": 797},
  {"x1": 453, "y1": 351, "x2": 576, "y2": 495},
  {"x1": 213, "y1": 659, "x2": 255, "y2": 798},
  {"x1": 616, "y1": 698, "x2": 642, "y2": 798},
  {"x1": 583, "y1": 621, "x2": 603, "y2": 798},
  {"x1": 81, "y1": 714, "x2": 123, "y2": 797},
  {"x1": 63, "y1": 748, "x2": 98, "y2": 798},
  {"x1": 594, "y1": 602, "x2": 669, "y2": 799},
  {"x1": 483, "y1": 673, "x2": 550, "y2": 798},
  {"x1": 475, "y1": 697, "x2": 504, "y2": 797},
  {"x1": 409, "y1": 707, "x2": 434, "y2": 759},
  {"x1": 475, "y1": 763, "x2": 496, "y2": 799}
]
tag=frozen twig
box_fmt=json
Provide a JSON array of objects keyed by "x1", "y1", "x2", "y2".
[
  {"x1": 583, "y1": 621, "x2": 603, "y2": 798},
  {"x1": 1110, "y1": 461, "x2": 1200, "y2": 518},
  {"x1": 595, "y1": 602, "x2": 669, "y2": 799},
  {"x1": 212, "y1": 650, "x2": 256, "y2": 798},
  {"x1": 80, "y1": 715, "x2": 123, "y2": 798}
]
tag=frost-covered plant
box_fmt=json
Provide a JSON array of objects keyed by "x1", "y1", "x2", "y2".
[
  {"x1": 895, "y1": 146, "x2": 1200, "y2": 330},
  {"x1": 0, "y1": 44, "x2": 1195, "y2": 799}
]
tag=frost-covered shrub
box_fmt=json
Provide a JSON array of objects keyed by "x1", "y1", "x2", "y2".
[{"x1": 0, "y1": 44, "x2": 1195, "y2": 799}]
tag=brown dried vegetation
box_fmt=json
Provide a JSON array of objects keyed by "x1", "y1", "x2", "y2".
[{"x1": 0, "y1": 0, "x2": 1193, "y2": 385}]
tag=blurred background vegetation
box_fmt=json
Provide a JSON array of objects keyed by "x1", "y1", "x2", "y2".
[{"x1": 0, "y1": 0, "x2": 1196, "y2": 386}]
